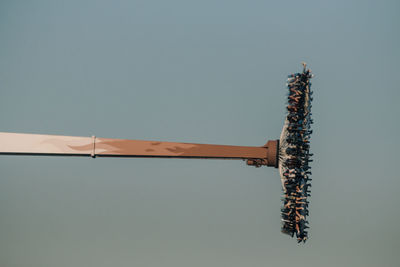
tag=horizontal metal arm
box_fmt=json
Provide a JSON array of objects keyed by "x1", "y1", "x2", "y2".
[{"x1": 0, "y1": 132, "x2": 278, "y2": 167}]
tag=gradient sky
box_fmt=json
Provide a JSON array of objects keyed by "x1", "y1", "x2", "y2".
[{"x1": 1, "y1": 1, "x2": 399, "y2": 266}]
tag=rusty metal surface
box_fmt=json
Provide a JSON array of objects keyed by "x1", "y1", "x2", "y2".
[
  {"x1": 0, "y1": 132, "x2": 278, "y2": 167},
  {"x1": 94, "y1": 138, "x2": 268, "y2": 159}
]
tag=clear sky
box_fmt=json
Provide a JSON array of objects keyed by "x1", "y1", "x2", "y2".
[{"x1": 0, "y1": 0, "x2": 399, "y2": 266}]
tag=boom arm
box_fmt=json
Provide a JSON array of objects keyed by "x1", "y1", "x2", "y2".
[{"x1": 0, "y1": 132, "x2": 278, "y2": 167}]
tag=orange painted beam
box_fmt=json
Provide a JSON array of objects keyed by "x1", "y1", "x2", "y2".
[{"x1": 0, "y1": 132, "x2": 278, "y2": 167}]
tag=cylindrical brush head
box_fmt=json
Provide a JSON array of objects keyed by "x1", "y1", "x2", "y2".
[{"x1": 279, "y1": 63, "x2": 313, "y2": 243}]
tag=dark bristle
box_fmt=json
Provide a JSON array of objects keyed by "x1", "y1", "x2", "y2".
[{"x1": 280, "y1": 63, "x2": 313, "y2": 243}]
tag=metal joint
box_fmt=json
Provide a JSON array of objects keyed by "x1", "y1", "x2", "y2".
[
  {"x1": 91, "y1": 135, "x2": 96, "y2": 158},
  {"x1": 246, "y1": 159, "x2": 267, "y2": 168}
]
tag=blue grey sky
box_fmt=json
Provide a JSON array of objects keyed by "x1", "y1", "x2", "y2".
[{"x1": 1, "y1": 0, "x2": 399, "y2": 266}]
